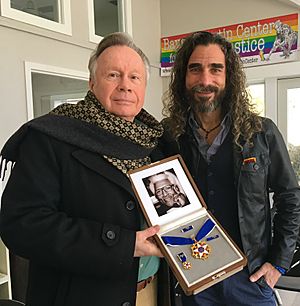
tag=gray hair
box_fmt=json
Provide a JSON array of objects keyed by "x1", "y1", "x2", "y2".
[{"x1": 88, "y1": 32, "x2": 150, "y2": 82}]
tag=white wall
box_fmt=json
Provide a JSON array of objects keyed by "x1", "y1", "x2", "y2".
[
  {"x1": 0, "y1": 26, "x2": 92, "y2": 143},
  {"x1": 131, "y1": 0, "x2": 163, "y2": 121},
  {"x1": 0, "y1": 2, "x2": 95, "y2": 147},
  {"x1": 160, "y1": 0, "x2": 295, "y2": 36}
]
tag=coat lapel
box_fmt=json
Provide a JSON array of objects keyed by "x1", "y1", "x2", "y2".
[{"x1": 72, "y1": 149, "x2": 135, "y2": 197}]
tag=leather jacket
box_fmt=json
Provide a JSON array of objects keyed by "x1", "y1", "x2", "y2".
[{"x1": 160, "y1": 117, "x2": 300, "y2": 273}]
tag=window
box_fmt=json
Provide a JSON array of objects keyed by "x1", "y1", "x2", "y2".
[
  {"x1": 25, "y1": 62, "x2": 89, "y2": 119},
  {"x1": 88, "y1": 0, "x2": 132, "y2": 43},
  {"x1": 287, "y1": 88, "x2": 300, "y2": 184},
  {"x1": 0, "y1": 0, "x2": 71, "y2": 35},
  {"x1": 278, "y1": 78, "x2": 300, "y2": 184},
  {"x1": 246, "y1": 61, "x2": 300, "y2": 185}
]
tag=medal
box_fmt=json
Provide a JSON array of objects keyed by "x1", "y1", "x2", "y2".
[
  {"x1": 162, "y1": 219, "x2": 217, "y2": 261},
  {"x1": 191, "y1": 240, "x2": 211, "y2": 259},
  {"x1": 177, "y1": 252, "x2": 192, "y2": 270}
]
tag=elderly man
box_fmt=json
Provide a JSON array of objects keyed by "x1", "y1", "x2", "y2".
[
  {"x1": 162, "y1": 31, "x2": 300, "y2": 306},
  {"x1": 149, "y1": 171, "x2": 189, "y2": 216},
  {"x1": 0, "y1": 32, "x2": 168, "y2": 306}
]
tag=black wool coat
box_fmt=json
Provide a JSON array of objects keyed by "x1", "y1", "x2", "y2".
[{"x1": 0, "y1": 125, "x2": 166, "y2": 306}]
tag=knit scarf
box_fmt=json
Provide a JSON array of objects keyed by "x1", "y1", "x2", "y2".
[
  {"x1": 50, "y1": 90, "x2": 164, "y2": 174},
  {"x1": 0, "y1": 91, "x2": 163, "y2": 179}
]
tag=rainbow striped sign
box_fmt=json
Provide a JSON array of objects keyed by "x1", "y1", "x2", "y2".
[{"x1": 161, "y1": 13, "x2": 298, "y2": 76}]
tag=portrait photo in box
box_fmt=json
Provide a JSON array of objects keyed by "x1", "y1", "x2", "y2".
[
  {"x1": 142, "y1": 167, "x2": 191, "y2": 217},
  {"x1": 128, "y1": 155, "x2": 247, "y2": 295}
]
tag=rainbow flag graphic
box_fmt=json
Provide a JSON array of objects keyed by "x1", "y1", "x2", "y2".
[{"x1": 161, "y1": 13, "x2": 298, "y2": 74}]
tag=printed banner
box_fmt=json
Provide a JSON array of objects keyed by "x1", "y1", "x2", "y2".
[{"x1": 161, "y1": 13, "x2": 298, "y2": 76}]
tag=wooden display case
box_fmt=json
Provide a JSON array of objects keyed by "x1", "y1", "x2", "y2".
[{"x1": 128, "y1": 155, "x2": 247, "y2": 295}]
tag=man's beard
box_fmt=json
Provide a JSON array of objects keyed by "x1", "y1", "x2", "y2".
[{"x1": 186, "y1": 85, "x2": 226, "y2": 113}]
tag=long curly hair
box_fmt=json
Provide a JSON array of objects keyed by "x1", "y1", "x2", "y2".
[{"x1": 163, "y1": 31, "x2": 262, "y2": 149}]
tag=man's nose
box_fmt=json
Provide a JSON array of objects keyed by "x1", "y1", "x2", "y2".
[
  {"x1": 162, "y1": 188, "x2": 172, "y2": 196},
  {"x1": 198, "y1": 70, "x2": 212, "y2": 87},
  {"x1": 162, "y1": 189, "x2": 168, "y2": 195},
  {"x1": 117, "y1": 77, "x2": 132, "y2": 92}
]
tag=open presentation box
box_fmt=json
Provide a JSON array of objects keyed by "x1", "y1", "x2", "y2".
[{"x1": 128, "y1": 155, "x2": 247, "y2": 295}]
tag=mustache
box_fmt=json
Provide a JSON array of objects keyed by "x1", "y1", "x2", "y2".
[{"x1": 191, "y1": 85, "x2": 219, "y2": 94}]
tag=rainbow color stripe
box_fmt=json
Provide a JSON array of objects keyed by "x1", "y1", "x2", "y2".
[{"x1": 161, "y1": 13, "x2": 298, "y2": 68}]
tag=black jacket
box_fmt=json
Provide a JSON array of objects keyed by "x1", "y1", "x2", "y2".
[
  {"x1": 0, "y1": 116, "x2": 169, "y2": 306},
  {"x1": 161, "y1": 117, "x2": 300, "y2": 274}
]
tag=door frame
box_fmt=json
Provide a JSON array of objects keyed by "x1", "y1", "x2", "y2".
[
  {"x1": 24, "y1": 62, "x2": 89, "y2": 120},
  {"x1": 277, "y1": 78, "x2": 300, "y2": 144}
]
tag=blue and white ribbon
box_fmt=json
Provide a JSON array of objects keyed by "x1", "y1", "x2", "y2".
[{"x1": 162, "y1": 218, "x2": 216, "y2": 246}]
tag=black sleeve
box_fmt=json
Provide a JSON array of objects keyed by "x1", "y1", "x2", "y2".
[{"x1": 0, "y1": 130, "x2": 136, "y2": 279}]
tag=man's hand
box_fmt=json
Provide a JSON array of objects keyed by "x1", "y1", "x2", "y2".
[
  {"x1": 249, "y1": 262, "x2": 282, "y2": 288},
  {"x1": 134, "y1": 225, "x2": 163, "y2": 257},
  {"x1": 174, "y1": 193, "x2": 187, "y2": 207}
]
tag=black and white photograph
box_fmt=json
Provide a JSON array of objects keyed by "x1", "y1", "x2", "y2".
[
  {"x1": 143, "y1": 169, "x2": 190, "y2": 216},
  {"x1": 128, "y1": 155, "x2": 203, "y2": 225}
]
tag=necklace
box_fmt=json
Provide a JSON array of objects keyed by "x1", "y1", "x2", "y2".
[{"x1": 199, "y1": 122, "x2": 221, "y2": 140}]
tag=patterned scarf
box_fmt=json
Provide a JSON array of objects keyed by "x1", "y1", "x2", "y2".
[{"x1": 50, "y1": 90, "x2": 163, "y2": 174}]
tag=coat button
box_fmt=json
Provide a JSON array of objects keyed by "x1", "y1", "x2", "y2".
[
  {"x1": 208, "y1": 190, "x2": 215, "y2": 196},
  {"x1": 125, "y1": 200, "x2": 136, "y2": 211},
  {"x1": 106, "y1": 230, "x2": 116, "y2": 240},
  {"x1": 121, "y1": 302, "x2": 131, "y2": 306}
]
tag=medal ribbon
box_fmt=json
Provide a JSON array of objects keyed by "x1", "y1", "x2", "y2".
[{"x1": 162, "y1": 219, "x2": 215, "y2": 246}]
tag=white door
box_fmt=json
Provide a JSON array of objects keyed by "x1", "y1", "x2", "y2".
[{"x1": 277, "y1": 78, "x2": 300, "y2": 184}]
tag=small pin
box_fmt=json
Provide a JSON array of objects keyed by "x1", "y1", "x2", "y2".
[
  {"x1": 177, "y1": 252, "x2": 192, "y2": 270},
  {"x1": 243, "y1": 157, "x2": 257, "y2": 165},
  {"x1": 206, "y1": 234, "x2": 219, "y2": 241},
  {"x1": 181, "y1": 225, "x2": 194, "y2": 233}
]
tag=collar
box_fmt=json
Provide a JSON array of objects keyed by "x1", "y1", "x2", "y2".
[{"x1": 188, "y1": 111, "x2": 231, "y2": 132}]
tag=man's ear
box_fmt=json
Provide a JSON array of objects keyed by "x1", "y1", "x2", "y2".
[{"x1": 89, "y1": 78, "x2": 94, "y2": 90}]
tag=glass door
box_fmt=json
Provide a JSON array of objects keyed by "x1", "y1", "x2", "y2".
[{"x1": 278, "y1": 78, "x2": 300, "y2": 184}]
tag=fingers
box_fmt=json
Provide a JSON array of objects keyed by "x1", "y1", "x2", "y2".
[
  {"x1": 142, "y1": 225, "x2": 160, "y2": 239},
  {"x1": 249, "y1": 264, "x2": 268, "y2": 282},
  {"x1": 249, "y1": 262, "x2": 282, "y2": 288},
  {"x1": 173, "y1": 194, "x2": 185, "y2": 206},
  {"x1": 134, "y1": 225, "x2": 163, "y2": 258}
]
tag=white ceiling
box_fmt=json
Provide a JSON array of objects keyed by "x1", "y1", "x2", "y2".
[{"x1": 277, "y1": 0, "x2": 300, "y2": 8}]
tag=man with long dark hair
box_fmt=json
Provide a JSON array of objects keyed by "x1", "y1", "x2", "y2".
[{"x1": 162, "y1": 31, "x2": 300, "y2": 305}]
